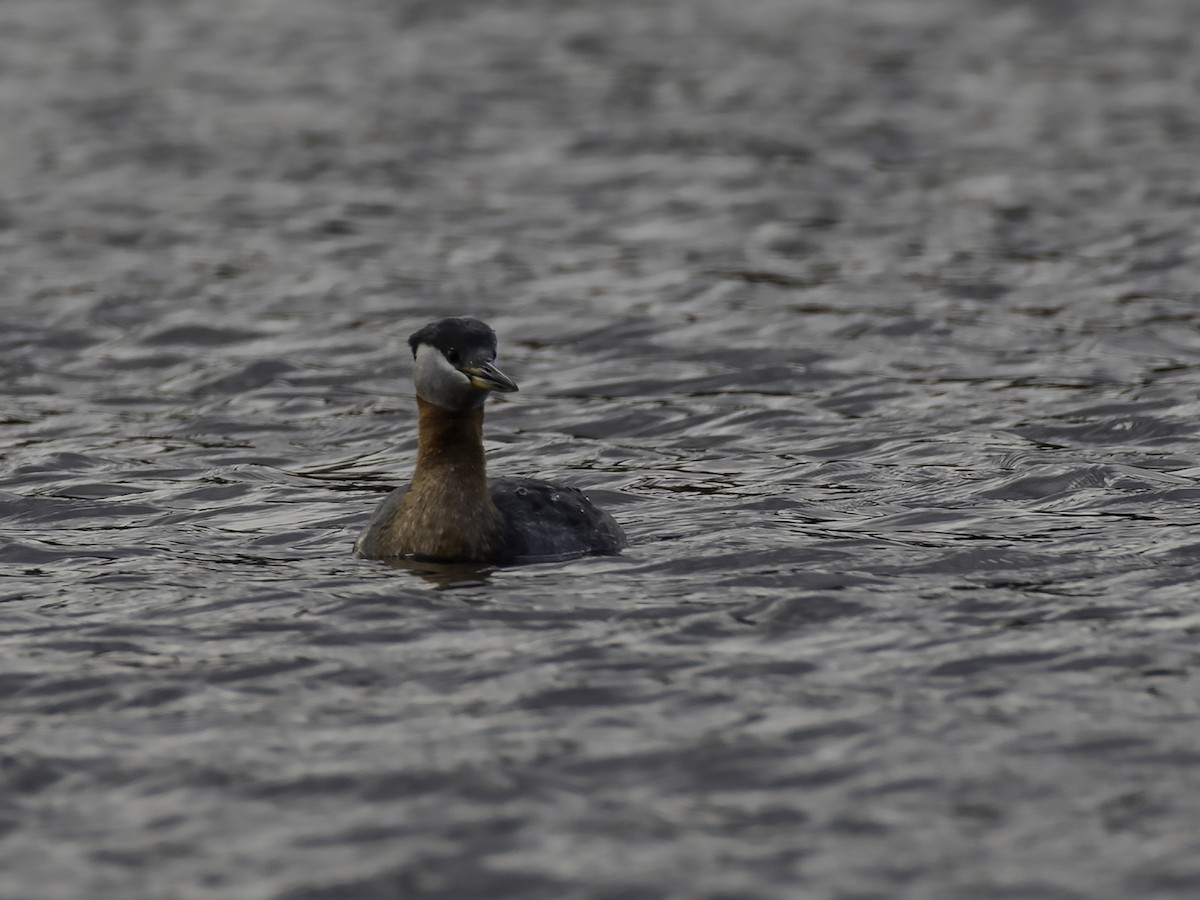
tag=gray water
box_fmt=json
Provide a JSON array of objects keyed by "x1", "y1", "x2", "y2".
[{"x1": 4, "y1": 1, "x2": 1200, "y2": 898}]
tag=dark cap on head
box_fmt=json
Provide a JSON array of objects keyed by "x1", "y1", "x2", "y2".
[{"x1": 409, "y1": 317, "x2": 498, "y2": 362}]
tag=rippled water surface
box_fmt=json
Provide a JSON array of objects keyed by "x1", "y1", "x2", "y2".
[{"x1": 5, "y1": 1, "x2": 1200, "y2": 898}]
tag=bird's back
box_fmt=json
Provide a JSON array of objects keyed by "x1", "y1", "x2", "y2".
[{"x1": 490, "y1": 477, "x2": 626, "y2": 562}]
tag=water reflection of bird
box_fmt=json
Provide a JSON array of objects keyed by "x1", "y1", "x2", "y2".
[{"x1": 355, "y1": 317, "x2": 626, "y2": 564}]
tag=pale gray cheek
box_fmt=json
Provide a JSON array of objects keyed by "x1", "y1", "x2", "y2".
[{"x1": 413, "y1": 347, "x2": 474, "y2": 409}]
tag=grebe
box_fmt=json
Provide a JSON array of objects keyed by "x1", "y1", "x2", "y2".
[{"x1": 354, "y1": 317, "x2": 626, "y2": 564}]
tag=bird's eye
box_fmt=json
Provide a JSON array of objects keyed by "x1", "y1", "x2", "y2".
[{"x1": 446, "y1": 348, "x2": 460, "y2": 365}]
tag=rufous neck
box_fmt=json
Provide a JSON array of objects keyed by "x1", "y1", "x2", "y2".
[{"x1": 412, "y1": 396, "x2": 489, "y2": 485}]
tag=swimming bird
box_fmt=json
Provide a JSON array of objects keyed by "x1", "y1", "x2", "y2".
[{"x1": 354, "y1": 317, "x2": 626, "y2": 564}]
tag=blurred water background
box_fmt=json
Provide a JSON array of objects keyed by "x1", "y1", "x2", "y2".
[{"x1": 4, "y1": 1, "x2": 1200, "y2": 897}]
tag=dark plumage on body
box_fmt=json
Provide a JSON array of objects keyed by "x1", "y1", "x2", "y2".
[{"x1": 354, "y1": 317, "x2": 626, "y2": 564}]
